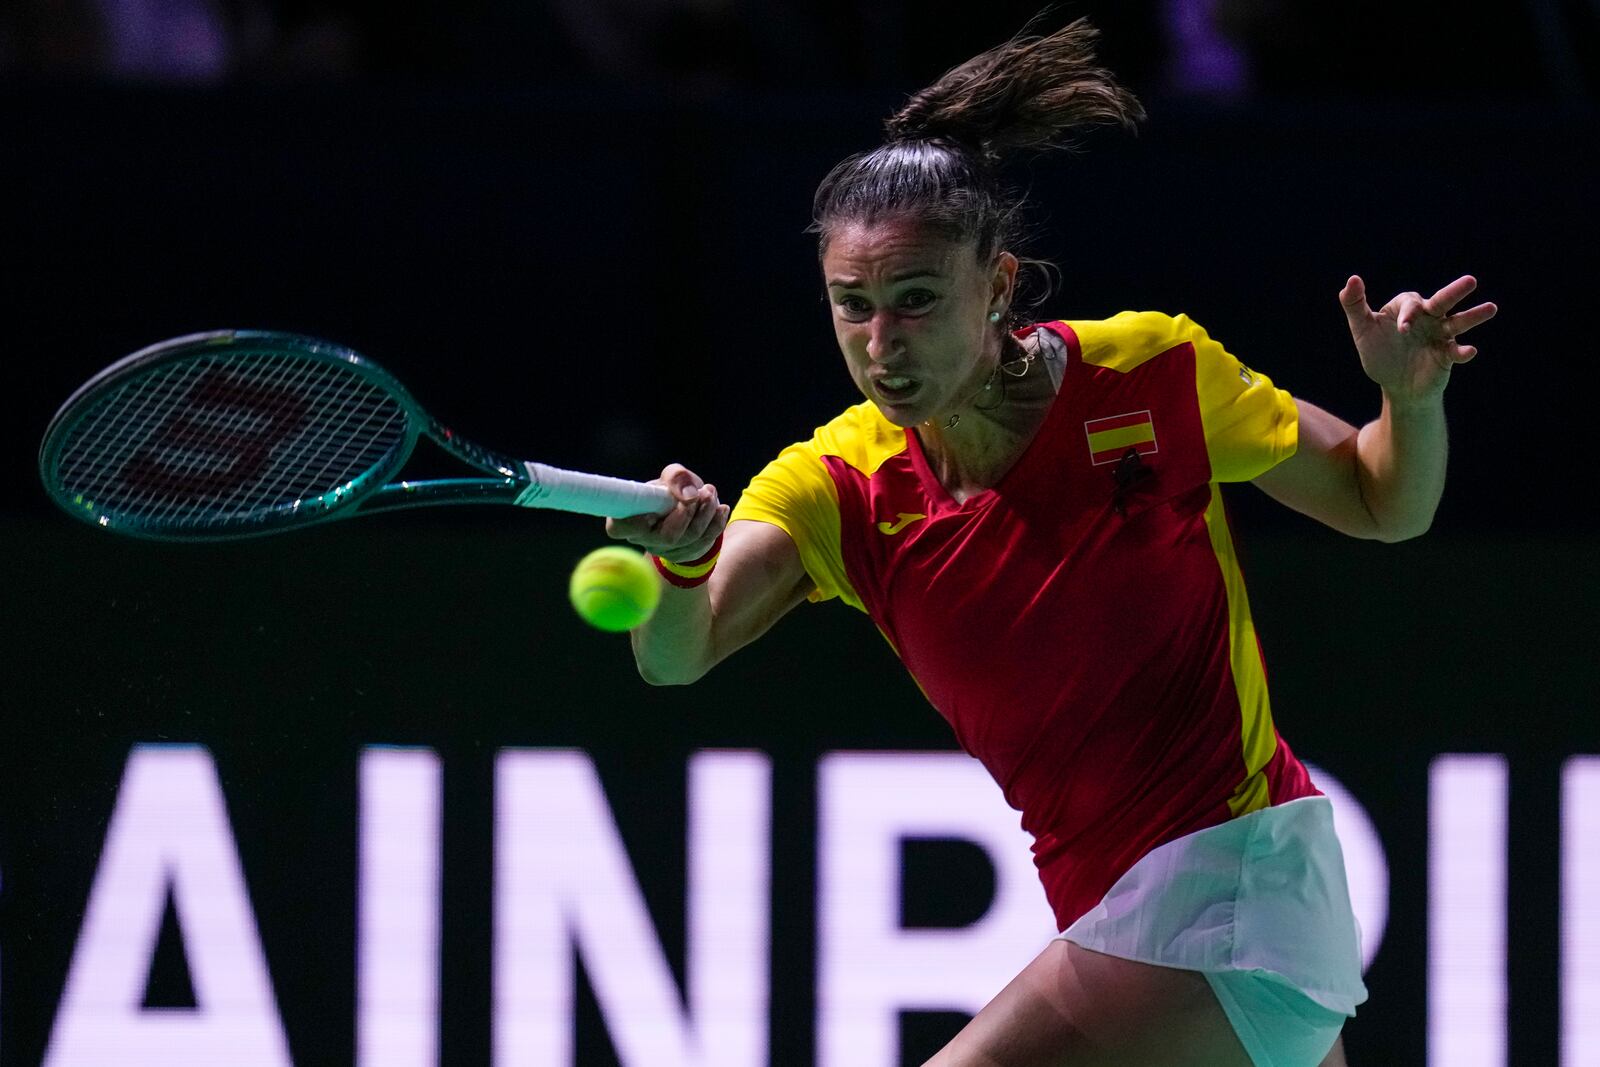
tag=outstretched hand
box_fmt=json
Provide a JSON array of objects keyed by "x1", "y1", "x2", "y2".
[
  {"x1": 605, "y1": 463, "x2": 729, "y2": 564},
  {"x1": 1339, "y1": 275, "x2": 1497, "y2": 404}
]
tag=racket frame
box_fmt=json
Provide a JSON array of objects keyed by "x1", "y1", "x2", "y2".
[{"x1": 38, "y1": 330, "x2": 636, "y2": 541}]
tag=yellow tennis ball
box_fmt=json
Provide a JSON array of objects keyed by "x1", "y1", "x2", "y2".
[{"x1": 568, "y1": 546, "x2": 661, "y2": 632}]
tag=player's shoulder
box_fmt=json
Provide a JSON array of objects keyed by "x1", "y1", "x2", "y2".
[
  {"x1": 781, "y1": 398, "x2": 908, "y2": 478},
  {"x1": 1059, "y1": 310, "x2": 1215, "y2": 374}
]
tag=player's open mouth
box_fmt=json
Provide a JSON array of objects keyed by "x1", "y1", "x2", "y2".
[{"x1": 873, "y1": 376, "x2": 921, "y2": 402}]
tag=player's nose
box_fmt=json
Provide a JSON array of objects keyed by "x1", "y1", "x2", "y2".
[{"x1": 864, "y1": 312, "x2": 903, "y2": 363}]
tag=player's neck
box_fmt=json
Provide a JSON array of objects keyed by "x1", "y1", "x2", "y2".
[{"x1": 918, "y1": 334, "x2": 1056, "y2": 501}]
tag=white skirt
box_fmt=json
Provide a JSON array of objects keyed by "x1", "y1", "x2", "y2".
[{"x1": 1056, "y1": 794, "x2": 1368, "y2": 1062}]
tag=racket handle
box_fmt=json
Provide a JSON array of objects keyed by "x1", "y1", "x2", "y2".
[{"x1": 514, "y1": 462, "x2": 677, "y2": 518}]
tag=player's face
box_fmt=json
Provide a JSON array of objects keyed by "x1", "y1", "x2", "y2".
[{"x1": 822, "y1": 218, "x2": 1012, "y2": 427}]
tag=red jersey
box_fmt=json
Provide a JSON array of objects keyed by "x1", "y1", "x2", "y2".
[{"x1": 730, "y1": 312, "x2": 1320, "y2": 930}]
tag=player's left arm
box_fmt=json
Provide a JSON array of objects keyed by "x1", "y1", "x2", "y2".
[{"x1": 1252, "y1": 275, "x2": 1497, "y2": 542}]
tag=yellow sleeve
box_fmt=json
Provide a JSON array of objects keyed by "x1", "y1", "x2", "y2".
[
  {"x1": 730, "y1": 434, "x2": 862, "y2": 611},
  {"x1": 1070, "y1": 310, "x2": 1299, "y2": 482},
  {"x1": 1185, "y1": 314, "x2": 1299, "y2": 481}
]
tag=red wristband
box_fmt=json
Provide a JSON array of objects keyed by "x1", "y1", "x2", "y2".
[{"x1": 652, "y1": 533, "x2": 723, "y2": 589}]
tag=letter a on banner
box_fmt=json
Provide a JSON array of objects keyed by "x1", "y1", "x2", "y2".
[{"x1": 44, "y1": 745, "x2": 291, "y2": 1067}]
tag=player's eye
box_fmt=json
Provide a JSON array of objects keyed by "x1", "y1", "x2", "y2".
[
  {"x1": 900, "y1": 289, "x2": 937, "y2": 313},
  {"x1": 836, "y1": 295, "x2": 871, "y2": 320}
]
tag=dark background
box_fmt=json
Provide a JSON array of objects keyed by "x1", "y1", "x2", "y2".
[{"x1": 3, "y1": 2, "x2": 1598, "y2": 1064}]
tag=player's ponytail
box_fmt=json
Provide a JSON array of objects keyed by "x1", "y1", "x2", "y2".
[
  {"x1": 882, "y1": 17, "x2": 1144, "y2": 163},
  {"x1": 811, "y1": 16, "x2": 1144, "y2": 317}
]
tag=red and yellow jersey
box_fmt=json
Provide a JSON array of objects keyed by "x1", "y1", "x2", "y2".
[{"x1": 730, "y1": 312, "x2": 1320, "y2": 930}]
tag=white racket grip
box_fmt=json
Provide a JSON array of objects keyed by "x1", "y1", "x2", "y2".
[{"x1": 514, "y1": 461, "x2": 676, "y2": 518}]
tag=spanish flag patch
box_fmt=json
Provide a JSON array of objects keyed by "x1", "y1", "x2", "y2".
[{"x1": 1085, "y1": 410, "x2": 1158, "y2": 466}]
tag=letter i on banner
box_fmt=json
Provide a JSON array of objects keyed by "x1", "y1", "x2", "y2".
[
  {"x1": 1563, "y1": 757, "x2": 1600, "y2": 1067},
  {"x1": 1429, "y1": 755, "x2": 1509, "y2": 1067},
  {"x1": 358, "y1": 748, "x2": 442, "y2": 1067}
]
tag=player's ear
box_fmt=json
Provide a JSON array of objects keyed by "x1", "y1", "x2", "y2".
[{"x1": 989, "y1": 251, "x2": 1019, "y2": 313}]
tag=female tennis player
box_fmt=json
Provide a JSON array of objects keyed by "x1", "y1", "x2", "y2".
[{"x1": 606, "y1": 17, "x2": 1495, "y2": 1067}]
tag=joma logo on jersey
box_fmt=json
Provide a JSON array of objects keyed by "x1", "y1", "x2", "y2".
[
  {"x1": 1085, "y1": 410, "x2": 1158, "y2": 466},
  {"x1": 876, "y1": 513, "x2": 925, "y2": 535}
]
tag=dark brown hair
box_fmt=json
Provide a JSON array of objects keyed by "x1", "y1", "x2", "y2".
[{"x1": 810, "y1": 17, "x2": 1144, "y2": 320}]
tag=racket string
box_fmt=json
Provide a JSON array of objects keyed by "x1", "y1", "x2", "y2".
[
  {"x1": 181, "y1": 354, "x2": 406, "y2": 525},
  {"x1": 68, "y1": 361, "x2": 189, "y2": 489},
  {"x1": 153, "y1": 353, "x2": 325, "y2": 525},
  {"x1": 66, "y1": 360, "x2": 218, "y2": 517},
  {"x1": 119, "y1": 354, "x2": 309, "y2": 525},
  {"x1": 142, "y1": 355, "x2": 304, "y2": 524},
  {"x1": 190, "y1": 352, "x2": 331, "y2": 521},
  {"x1": 269, "y1": 368, "x2": 405, "y2": 510}
]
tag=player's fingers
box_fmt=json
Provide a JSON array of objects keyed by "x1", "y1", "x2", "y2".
[
  {"x1": 1444, "y1": 300, "x2": 1498, "y2": 337},
  {"x1": 1338, "y1": 275, "x2": 1370, "y2": 328},
  {"x1": 607, "y1": 465, "x2": 716, "y2": 554},
  {"x1": 654, "y1": 497, "x2": 725, "y2": 563},
  {"x1": 667, "y1": 494, "x2": 713, "y2": 551},
  {"x1": 705, "y1": 502, "x2": 732, "y2": 546},
  {"x1": 605, "y1": 513, "x2": 656, "y2": 543},
  {"x1": 606, "y1": 521, "x2": 666, "y2": 556},
  {"x1": 1394, "y1": 292, "x2": 1428, "y2": 333},
  {"x1": 680, "y1": 503, "x2": 731, "y2": 561},
  {"x1": 655, "y1": 499, "x2": 701, "y2": 544},
  {"x1": 1338, "y1": 275, "x2": 1366, "y2": 309},
  {"x1": 658, "y1": 463, "x2": 705, "y2": 503},
  {"x1": 683, "y1": 485, "x2": 721, "y2": 542},
  {"x1": 1426, "y1": 274, "x2": 1478, "y2": 315}
]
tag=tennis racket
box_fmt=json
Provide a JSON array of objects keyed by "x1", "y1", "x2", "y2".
[{"x1": 38, "y1": 329, "x2": 676, "y2": 541}]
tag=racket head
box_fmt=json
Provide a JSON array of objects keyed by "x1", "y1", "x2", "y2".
[{"x1": 39, "y1": 330, "x2": 424, "y2": 541}]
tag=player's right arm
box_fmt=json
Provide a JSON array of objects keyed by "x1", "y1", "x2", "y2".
[{"x1": 606, "y1": 463, "x2": 813, "y2": 686}]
